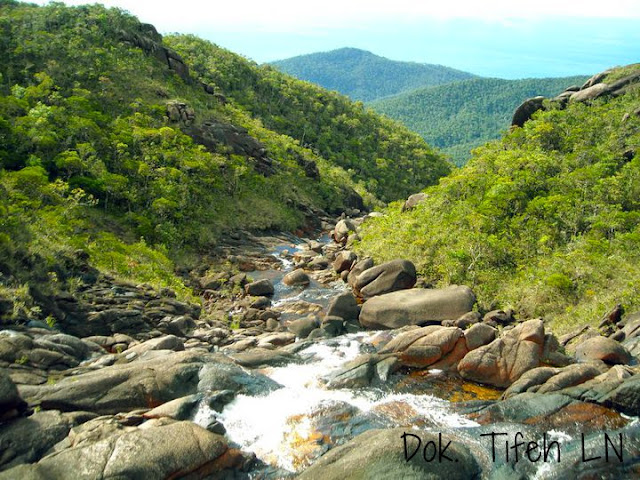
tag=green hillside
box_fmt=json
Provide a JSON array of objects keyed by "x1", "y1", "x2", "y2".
[
  {"x1": 371, "y1": 76, "x2": 589, "y2": 165},
  {"x1": 357, "y1": 65, "x2": 640, "y2": 332},
  {"x1": 270, "y1": 47, "x2": 476, "y2": 102},
  {"x1": 0, "y1": 1, "x2": 449, "y2": 322}
]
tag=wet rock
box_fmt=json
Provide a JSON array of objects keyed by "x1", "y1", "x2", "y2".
[
  {"x1": 325, "y1": 291, "x2": 359, "y2": 322},
  {"x1": 298, "y1": 428, "x2": 480, "y2": 480},
  {"x1": 230, "y1": 348, "x2": 298, "y2": 368},
  {"x1": 574, "y1": 336, "x2": 632, "y2": 365},
  {"x1": 308, "y1": 256, "x2": 330, "y2": 270},
  {"x1": 288, "y1": 317, "x2": 320, "y2": 339},
  {"x1": 283, "y1": 269, "x2": 311, "y2": 286},
  {"x1": 457, "y1": 319, "x2": 545, "y2": 388},
  {"x1": 380, "y1": 326, "x2": 468, "y2": 369},
  {"x1": 321, "y1": 316, "x2": 345, "y2": 336},
  {"x1": 353, "y1": 259, "x2": 417, "y2": 298},
  {"x1": 359, "y1": 286, "x2": 476, "y2": 330},
  {"x1": 206, "y1": 390, "x2": 235, "y2": 412},
  {"x1": 333, "y1": 250, "x2": 357, "y2": 273},
  {"x1": 0, "y1": 421, "x2": 240, "y2": 480},
  {"x1": 244, "y1": 279, "x2": 274, "y2": 297},
  {"x1": 325, "y1": 354, "x2": 398, "y2": 388}
]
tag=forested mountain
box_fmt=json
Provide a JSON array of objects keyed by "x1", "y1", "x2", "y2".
[
  {"x1": 371, "y1": 76, "x2": 589, "y2": 164},
  {"x1": 357, "y1": 64, "x2": 640, "y2": 332},
  {"x1": 270, "y1": 47, "x2": 476, "y2": 102},
  {"x1": 0, "y1": 1, "x2": 449, "y2": 314}
]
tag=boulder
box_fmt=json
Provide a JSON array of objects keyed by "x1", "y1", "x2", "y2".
[
  {"x1": 570, "y1": 83, "x2": 610, "y2": 103},
  {"x1": 332, "y1": 250, "x2": 357, "y2": 274},
  {"x1": 359, "y1": 286, "x2": 476, "y2": 330},
  {"x1": 457, "y1": 319, "x2": 545, "y2": 388},
  {"x1": 512, "y1": 96, "x2": 545, "y2": 127},
  {"x1": 282, "y1": 269, "x2": 310, "y2": 287},
  {"x1": 126, "y1": 335, "x2": 185, "y2": 355},
  {"x1": 325, "y1": 354, "x2": 398, "y2": 388},
  {"x1": 353, "y1": 259, "x2": 417, "y2": 298},
  {"x1": 574, "y1": 336, "x2": 632, "y2": 365},
  {"x1": 463, "y1": 323, "x2": 496, "y2": 351},
  {"x1": 19, "y1": 351, "x2": 278, "y2": 415},
  {"x1": 401, "y1": 193, "x2": 428, "y2": 212},
  {"x1": 325, "y1": 291, "x2": 359, "y2": 322},
  {"x1": 333, "y1": 219, "x2": 357, "y2": 244},
  {"x1": 244, "y1": 279, "x2": 274, "y2": 297},
  {"x1": 380, "y1": 326, "x2": 469, "y2": 369},
  {"x1": 288, "y1": 317, "x2": 320, "y2": 339},
  {"x1": 298, "y1": 428, "x2": 481, "y2": 480},
  {"x1": 0, "y1": 421, "x2": 241, "y2": 480},
  {"x1": 347, "y1": 257, "x2": 374, "y2": 288},
  {"x1": 503, "y1": 363, "x2": 606, "y2": 399},
  {"x1": 0, "y1": 410, "x2": 93, "y2": 471},
  {"x1": 482, "y1": 309, "x2": 515, "y2": 326},
  {"x1": 229, "y1": 348, "x2": 298, "y2": 368}
]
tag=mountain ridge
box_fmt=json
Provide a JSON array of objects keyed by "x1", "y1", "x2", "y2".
[{"x1": 270, "y1": 47, "x2": 477, "y2": 102}]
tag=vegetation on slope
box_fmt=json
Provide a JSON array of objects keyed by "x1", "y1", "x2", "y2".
[
  {"x1": 166, "y1": 38, "x2": 450, "y2": 202},
  {"x1": 270, "y1": 47, "x2": 476, "y2": 102},
  {"x1": 0, "y1": 1, "x2": 449, "y2": 323},
  {"x1": 357, "y1": 66, "x2": 640, "y2": 333},
  {"x1": 371, "y1": 76, "x2": 589, "y2": 165}
]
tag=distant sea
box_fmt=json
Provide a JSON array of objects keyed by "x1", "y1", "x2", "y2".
[{"x1": 198, "y1": 17, "x2": 640, "y2": 78}]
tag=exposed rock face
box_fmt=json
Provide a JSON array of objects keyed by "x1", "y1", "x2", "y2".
[
  {"x1": 186, "y1": 120, "x2": 276, "y2": 176},
  {"x1": 347, "y1": 257, "x2": 374, "y2": 288},
  {"x1": 0, "y1": 421, "x2": 240, "y2": 480},
  {"x1": 325, "y1": 291, "x2": 359, "y2": 322},
  {"x1": 359, "y1": 286, "x2": 476, "y2": 329},
  {"x1": 511, "y1": 96, "x2": 545, "y2": 127},
  {"x1": 502, "y1": 363, "x2": 606, "y2": 399},
  {"x1": 332, "y1": 219, "x2": 357, "y2": 244},
  {"x1": 353, "y1": 259, "x2": 417, "y2": 298},
  {"x1": 18, "y1": 351, "x2": 279, "y2": 415},
  {"x1": 380, "y1": 326, "x2": 469, "y2": 369},
  {"x1": 574, "y1": 336, "x2": 632, "y2": 365},
  {"x1": 298, "y1": 428, "x2": 481, "y2": 480},
  {"x1": 333, "y1": 250, "x2": 357, "y2": 273},
  {"x1": 325, "y1": 354, "x2": 398, "y2": 388},
  {"x1": 166, "y1": 100, "x2": 195, "y2": 125},
  {"x1": 457, "y1": 319, "x2": 545, "y2": 388}
]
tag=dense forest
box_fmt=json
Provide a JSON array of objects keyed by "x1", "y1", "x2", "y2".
[
  {"x1": 357, "y1": 65, "x2": 640, "y2": 332},
  {"x1": 0, "y1": 1, "x2": 449, "y2": 318},
  {"x1": 271, "y1": 48, "x2": 476, "y2": 102},
  {"x1": 371, "y1": 76, "x2": 589, "y2": 164}
]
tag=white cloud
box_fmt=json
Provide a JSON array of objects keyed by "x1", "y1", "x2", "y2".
[{"x1": 27, "y1": 0, "x2": 640, "y2": 34}]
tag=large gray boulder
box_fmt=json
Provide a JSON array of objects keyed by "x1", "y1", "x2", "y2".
[
  {"x1": 457, "y1": 319, "x2": 546, "y2": 388},
  {"x1": 325, "y1": 291, "x2": 359, "y2": 322},
  {"x1": 359, "y1": 286, "x2": 476, "y2": 329},
  {"x1": 353, "y1": 259, "x2": 417, "y2": 298},
  {"x1": 512, "y1": 96, "x2": 545, "y2": 127},
  {"x1": 0, "y1": 421, "x2": 240, "y2": 480},
  {"x1": 298, "y1": 428, "x2": 481, "y2": 480},
  {"x1": 574, "y1": 336, "x2": 632, "y2": 365},
  {"x1": 19, "y1": 351, "x2": 279, "y2": 415}
]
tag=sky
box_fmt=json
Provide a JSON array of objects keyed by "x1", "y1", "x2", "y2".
[{"x1": 29, "y1": 0, "x2": 640, "y2": 78}]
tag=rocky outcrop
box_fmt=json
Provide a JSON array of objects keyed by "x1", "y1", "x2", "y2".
[
  {"x1": 359, "y1": 286, "x2": 476, "y2": 329},
  {"x1": 353, "y1": 259, "x2": 417, "y2": 298},
  {"x1": 0, "y1": 370, "x2": 28, "y2": 422},
  {"x1": 186, "y1": 120, "x2": 276, "y2": 176},
  {"x1": 19, "y1": 351, "x2": 279, "y2": 415},
  {"x1": 457, "y1": 319, "x2": 545, "y2": 388},
  {"x1": 0, "y1": 420, "x2": 242, "y2": 480},
  {"x1": 511, "y1": 96, "x2": 545, "y2": 127},
  {"x1": 401, "y1": 192, "x2": 428, "y2": 212},
  {"x1": 325, "y1": 354, "x2": 398, "y2": 388},
  {"x1": 332, "y1": 219, "x2": 357, "y2": 244},
  {"x1": 574, "y1": 336, "x2": 632, "y2": 365},
  {"x1": 298, "y1": 428, "x2": 481, "y2": 480},
  {"x1": 502, "y1": 363, "x2": 606, "y2": 399}
]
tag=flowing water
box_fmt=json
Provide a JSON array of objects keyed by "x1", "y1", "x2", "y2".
[{"x1": 193, "y1": 234, "x2": 639, "y2": 478}]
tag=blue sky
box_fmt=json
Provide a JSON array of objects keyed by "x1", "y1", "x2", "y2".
[{"x1": 30, "y1": 0, "x2": 640, "y2": 78}]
